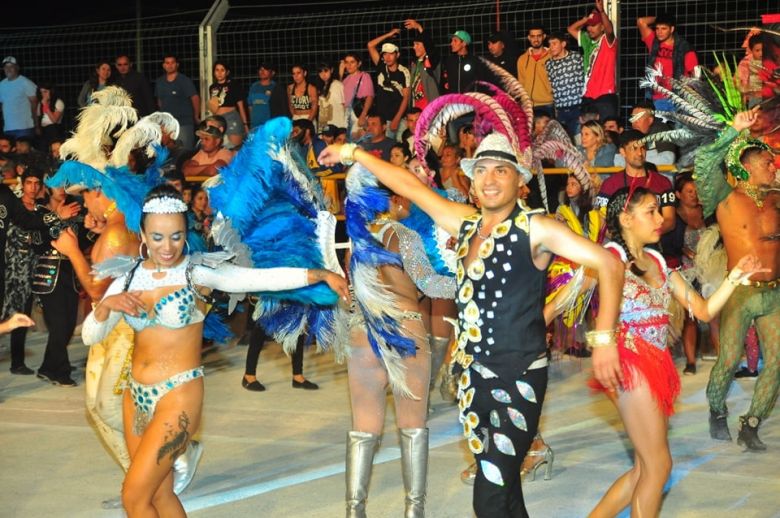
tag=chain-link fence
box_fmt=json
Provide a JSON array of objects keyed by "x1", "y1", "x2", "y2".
[{"x1": 1, "y1": 1, "x2": 774, "y2": 132}]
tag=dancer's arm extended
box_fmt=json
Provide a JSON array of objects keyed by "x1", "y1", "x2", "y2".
[
  {"x1": 531, "y1": 215, "x2": 625, "y2": 390},
  {"x1": 191, "y1": 264, "x2": 350, "y2": 302},
  {"x1": 670, "y1": 254, "x2": 767, "y2": 322},
  {"x1": 318, "y1": 144, "x2": 475, "y2": 235}
]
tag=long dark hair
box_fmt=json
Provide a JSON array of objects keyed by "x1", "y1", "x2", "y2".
[
  {"x1": 212, "y1": 60, "x2": 231, "y2": 83},
  {"x1": 562, "y1": 174, "x2": 593, "y2": 226},
  {"x1": 289, "y1": 63, "x2": 311, "y2": 91},
  {"x1": 316, "y1": 62, "x2": 333, "y2": 97},
  {"x1": 37, "y1": 82, "x2": 62, "y2": 113},
  {"x1": 89, "y1": 60, "x2": 112, "y2": 90},
  {"x1": 606, "y1": 186, "x2": 654, "y2": 277}
]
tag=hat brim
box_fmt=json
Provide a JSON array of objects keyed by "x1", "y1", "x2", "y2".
[{"x1": 461, "y1": 154, "x2": 531, "y2": 182}]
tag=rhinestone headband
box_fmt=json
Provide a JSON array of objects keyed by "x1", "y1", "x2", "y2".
[{"x1": 142, "y1": 196, "x2": 188, "y2": 214}]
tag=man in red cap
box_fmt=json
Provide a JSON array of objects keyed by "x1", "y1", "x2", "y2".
[{"x1": 567, "y1": 0, "x2": 618, "y2": 120}]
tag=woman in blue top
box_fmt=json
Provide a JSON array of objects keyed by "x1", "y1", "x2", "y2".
[{"x1": 81, "y1": 185, "x2": 348, "y2": 517}]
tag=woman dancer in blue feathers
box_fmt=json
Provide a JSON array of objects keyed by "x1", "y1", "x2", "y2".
[
  {"x1": 344, "y1": 161, "x2": 457, "y2": 517},
  {"x1": 81, "y1": 184, "x2": 349, "y2": 518}
]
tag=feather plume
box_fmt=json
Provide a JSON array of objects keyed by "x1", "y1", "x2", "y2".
[
  {"x1": 144, "y1": 112, "x2": 180, "y2": 140},
  {"x1": 109, "y1": 118, "x2": 163, "y2": 167},
  {"x1": 478, "y1": 57, "x2": 534, "y2": 136},
  {"x1": 206, "y1": 117, "x2": 347, "y2": 355},
  {"x1": 640, "y1": 66, "x2": 716, "y2": 124}
]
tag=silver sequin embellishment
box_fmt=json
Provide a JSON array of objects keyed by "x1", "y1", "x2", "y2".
[
  {"x1": 516, "y1": 380, "x2": 537, "y2": 403},
  {"x1": 490, "y1": 410, "x2": 500, "y2": 427},
  {"x1": 493, "y1": 432, "x2": 516, "y2": 456},
  {"x1": 472, "y1": 362, "x2": 498, "y2": 379},
  {"x1": 491, "y1": 389, "x2": 512, "y2": 404},
  {"x1": 507, "y1": 407, "x2": 528, "y2": 431},
  {"x1": 480, "y1": 460, "x2": 505, "y2": 486}
]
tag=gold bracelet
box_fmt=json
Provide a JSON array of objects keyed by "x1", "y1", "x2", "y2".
[
  {"x1": 585, "y1": 329, "x2": 617, "y2": 350},
  {"x1": 339, "y1": 143, "x2": 358, "y2": 165}
]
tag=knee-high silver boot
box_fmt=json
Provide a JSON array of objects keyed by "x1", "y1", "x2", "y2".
[
  {"x1": 346, "y1": 430, "x2": 380, "y2": 518},
  {"x1": 400, "y1": 428, "x2": 429, "y2": 518}
]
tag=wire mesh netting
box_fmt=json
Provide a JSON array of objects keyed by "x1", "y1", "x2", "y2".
[{"x1": 0, "y1": 1, "x2": 774, "y2": 130}]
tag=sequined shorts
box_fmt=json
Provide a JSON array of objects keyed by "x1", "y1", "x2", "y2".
[{"x1": 128, "y1": 367, "x2": 204, "y2": 435}]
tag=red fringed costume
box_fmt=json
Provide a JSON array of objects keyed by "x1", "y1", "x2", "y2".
[{"x1": 590, "y1": 243, "x2": 681, "y2": 416}]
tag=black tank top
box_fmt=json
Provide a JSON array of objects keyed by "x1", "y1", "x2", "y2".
[{"x1": 453, "y1": 202, "x2": 548, "y2": 379}]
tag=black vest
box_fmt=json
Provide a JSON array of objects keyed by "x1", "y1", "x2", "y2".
[{"x1": 453, "y1": 202, "x2": 548, "y2": 379}]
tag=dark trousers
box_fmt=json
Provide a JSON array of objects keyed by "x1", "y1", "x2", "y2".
[
  {"x1": 582, "y1": 93, "x2": 619, "y2": 121},
  {"x1": 555, "y1": 105, "x2": 581, "y2": 140},
  {"x1": 472, "y1": 367, "x2": 548, "y2": 518},
  {"x1": 38, "y1": 266, "x2": 79, "y2": 380},
  {"x1": 244, "y1": 324, "x2": 305, "y2": 377},
  {"x1": 10, "y1": 297, "x2": 33, "y2": 369}
]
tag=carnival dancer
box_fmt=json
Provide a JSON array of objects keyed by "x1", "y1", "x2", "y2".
[
  {"x1": 343, "y1": 166, "x2": 456, "y2": 516},
  {"x1": 637, "y1": 62, "x2": 780, "y2": 449},
  {"x1": 588, "y1": 186, "x2": 764, "y2": 517},
  {"x1": 695, "y1": 108, "x2": 780, "y2": 450},
  {"x1": 46, "y1": 86, "x2": 203, "y2": 504},
  {"x1": 320, "y1": 132, "x2": 624, "y2": 516},
  {"x1": 81, "y1": 184, "x2": 348, "y2": 517}
]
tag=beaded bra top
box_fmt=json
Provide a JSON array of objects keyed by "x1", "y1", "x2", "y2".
[
  {"x1": 605, "y1": 242, "x2": 671, "y2": 351},
  {"x1": 122, "y1": 257, "x2": 205, "y2": 332}
]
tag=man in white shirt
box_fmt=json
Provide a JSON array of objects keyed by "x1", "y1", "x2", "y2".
[{"x1": 0, "y1": 57, "x2": 39, "y2": 139}]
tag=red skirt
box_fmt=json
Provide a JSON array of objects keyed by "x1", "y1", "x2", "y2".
[{"x1": 589, "y1": 327, "x2": 681, "y2": 416}]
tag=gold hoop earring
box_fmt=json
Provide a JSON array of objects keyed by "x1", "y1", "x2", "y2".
[{"x1": 139, "y1": 242, "x2": 149, "y2": 260}]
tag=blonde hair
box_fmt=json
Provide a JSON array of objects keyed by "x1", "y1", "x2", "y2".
[{"x1": 582, "y1": 120, "x2": 607, "y2": 148}]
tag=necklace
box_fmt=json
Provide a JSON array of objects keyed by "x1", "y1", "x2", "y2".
[
  {"x1": 476, "y1": 220, "x2": 491, "y2": 240},
  {"x1": 737, "y1": 181, "x2": 764, "y2": 208},
  {"x1": 103, "y1": 201, "x2": 117, "y2": 219}
]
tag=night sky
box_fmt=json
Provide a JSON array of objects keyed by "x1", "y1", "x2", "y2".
[{"x1": 3, "y1": 1, "x2": 389, "y2": 27}]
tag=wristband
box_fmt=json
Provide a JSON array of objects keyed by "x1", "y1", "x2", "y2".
[
  {"x1": 585, "y1": 329, "x2": 617, "y2": 350},
  {"x1": 727, "y1": 269, "x2": 745, "y2": 286},
  {"x1": 340, "y1": 143, "x2": 359, "y2": 165}
]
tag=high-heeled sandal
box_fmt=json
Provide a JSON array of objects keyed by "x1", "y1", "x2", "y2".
[{"x1": 520, "y1": 444, "x2": 554, "y2": 481}]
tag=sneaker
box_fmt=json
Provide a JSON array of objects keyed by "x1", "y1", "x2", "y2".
[
  {"x1": 683, "y1": 363, "x2": 696, "y2": 375},
  {"x1": 734, "y1": 367, "x2": 758, "y2": 379},
  {"x1": 10, "y1": 365, "x2": 34, "y2": 375}
]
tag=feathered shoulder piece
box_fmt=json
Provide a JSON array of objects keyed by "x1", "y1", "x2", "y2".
[
  {"x1": 400, "y1": 190, "x2": 457, "y2": 276},
  {"x1": 91, "y1": 255, "x2": 140, "y2": 280},
  {"x1": 206, "y1": 117, "x2": 348, "y2": 358}
]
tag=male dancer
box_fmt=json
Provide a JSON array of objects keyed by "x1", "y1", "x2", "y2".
[
  {"x1": 319, "y1": 133, "x2": 623, "y2": 516},
  {"x1": 696, "y1": 108, "x2": 780, "y2": 450}
]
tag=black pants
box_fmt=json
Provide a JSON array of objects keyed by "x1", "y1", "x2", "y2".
[
  {"x1": 244, "y1": 324, "x2": 305, "y2": 377},
  {"x1": 38, "y1": 266, "x2": 79, "y2": 380},
  {"x1": 10, "y1": 297, "x2": 33, "y2": 369},
  {"x1": 471, "y1": 367, "x2": 548, "y2": 518}
]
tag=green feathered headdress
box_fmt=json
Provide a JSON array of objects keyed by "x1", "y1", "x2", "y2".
[{"x1": 726, "y1": 133, "x2": 771, "y2": 181}]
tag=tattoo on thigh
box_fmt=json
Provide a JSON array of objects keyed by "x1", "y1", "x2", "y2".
[{"x1": 156, "y1": 412, "x2": 191, "y2": 465}]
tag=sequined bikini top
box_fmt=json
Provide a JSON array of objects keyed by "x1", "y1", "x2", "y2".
[
  {"x1": 122, "y1": 257, "x2": 205, "y2": 332},
  {"x1": 605, "y1": 242, "x2": 671, "y2": 350}
]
